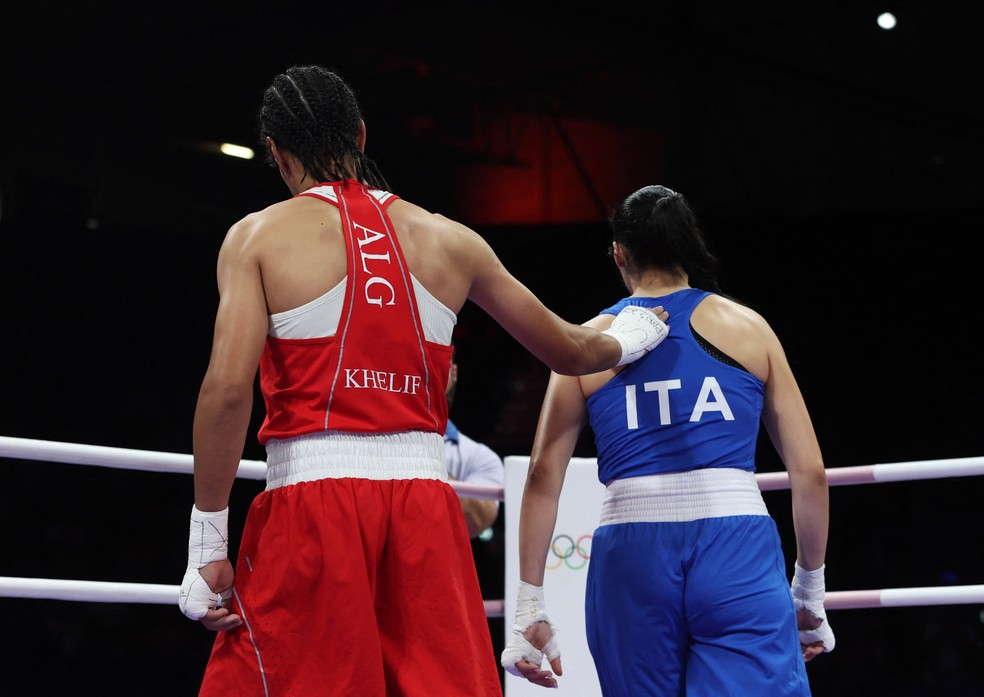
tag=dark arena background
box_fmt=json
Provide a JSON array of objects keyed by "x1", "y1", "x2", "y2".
[{"x1": 1, "y1": 2, "x2": 981, "y2": 695}]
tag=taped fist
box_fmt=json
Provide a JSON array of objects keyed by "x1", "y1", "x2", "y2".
[
  {"x1": 501, "y1": 581, "x2": 563, "y2": 688},
  {"x1": 602, "y1": 304, "x2": 670, "y2": 366},
  {"x1": 178, "y1": 506, "x2": 241, "y2": 631},
  {"x1": 791, "y1": 562, "x2": 836, "y2": 660}
]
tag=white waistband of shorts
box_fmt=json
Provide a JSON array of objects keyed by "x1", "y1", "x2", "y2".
[
  {"x1": 599, "y1": 468, "x2": 768, "y2": 525},
  {"x1": 264, "y1": 431, "x2": 446, "y2": 490}
]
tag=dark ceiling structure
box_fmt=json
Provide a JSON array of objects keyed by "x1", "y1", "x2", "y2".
[{"x1": 3, "y1": 1, "x2": 982, "y2": 233}]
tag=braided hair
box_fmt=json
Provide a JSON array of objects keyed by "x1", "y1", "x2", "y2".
[
  {"x1": 257, "y1": 65, "x2": 390, "y2": 190},
  {"x1": 609, "y1": 185, "x2": 721, "y2": 293}
]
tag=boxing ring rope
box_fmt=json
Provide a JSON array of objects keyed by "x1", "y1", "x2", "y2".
[{"x1": 3, "y1": 435, "x2": 983, "y2": 616}]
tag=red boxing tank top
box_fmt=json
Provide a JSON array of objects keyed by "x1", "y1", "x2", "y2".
[{"x1": 257, "y1": 181, "x2": 451, "y2": 444}]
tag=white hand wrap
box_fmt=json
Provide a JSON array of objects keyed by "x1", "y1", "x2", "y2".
[
  {"x1": 501, "y1": 581, "x2": 560, "y2": 677},
  {"x1": 178, "y1": 505, "x2": 230, "y2": 621},
  {"x1": 791, "y1": 562, "x2": 836, "y2": 652},
  {"x1": 602, "y1": 305, "x2": 670, "y2": 366}
]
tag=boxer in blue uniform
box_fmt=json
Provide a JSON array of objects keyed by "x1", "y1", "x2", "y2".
[{"x1": 502, "y1": 185, "x2": 834, "y2": 696}]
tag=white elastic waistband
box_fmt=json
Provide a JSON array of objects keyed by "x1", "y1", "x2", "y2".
[
  {"x1": 599, "y1": 468, "x2": 768, "y2": 525},
  {"x1": 264, "y1": 431, "x2": 446, "y2": 490}
]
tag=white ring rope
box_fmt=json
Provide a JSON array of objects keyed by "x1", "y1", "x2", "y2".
[
  {"x1": 0, "y1": 576, "x2": 509, "y2": 617},
  {"x1": 6, "y1": 436, "x2": 984, "y2": 498},
  {"x1": 755, "y1": 456, "x2": 984, "y2": 491},
  {"x1": 3, "y1": 436, "x2": 982, "y2": 611},
  {"x1": 0, "y1": 577, "x2": 179, "y2": 604},
  {"x1": 3, "y1": 576, "x2": 981, "y2": 613},
  {"x1": 0, "y1": 435, "x2": 267, "y2": 481}
]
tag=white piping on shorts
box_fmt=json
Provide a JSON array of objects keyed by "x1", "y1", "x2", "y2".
[{"x1": 599, "y1": 467, "x2": 769, "y2": 525}]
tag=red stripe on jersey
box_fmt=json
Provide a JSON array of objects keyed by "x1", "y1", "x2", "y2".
[{"x1": 258, "y1": 181, "x2": 450, "y2": 444}]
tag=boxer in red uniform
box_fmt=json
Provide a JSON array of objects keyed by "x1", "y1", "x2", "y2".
[{"x1": 178, "y1": 65, "x2": 669, "y2": 697}]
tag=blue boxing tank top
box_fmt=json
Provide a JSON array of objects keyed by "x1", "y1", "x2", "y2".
[{"x1": 587, "y1": 289, "x2": 765, "y2": 485}]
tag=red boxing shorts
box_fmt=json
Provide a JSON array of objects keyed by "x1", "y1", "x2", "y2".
[{"x1": 198, "y1": 465, "x2": 502, "y2": 696}]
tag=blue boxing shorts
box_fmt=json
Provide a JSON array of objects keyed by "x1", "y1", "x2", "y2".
[{"x1": 584, "y1": 469, "x2": 810, "y2": 697}]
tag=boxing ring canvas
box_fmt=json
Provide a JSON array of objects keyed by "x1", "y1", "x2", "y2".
[{"x1": 503, "y1": 455, "x2": 606, "y2": 696}]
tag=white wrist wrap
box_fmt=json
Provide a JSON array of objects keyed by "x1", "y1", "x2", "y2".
[
  {"x1": 602, "y1": 305, "x2": 670, "y2": 366},
  {"x1": 178, "y1": 506, "x2": 230, "y2": 621},
  {"x1": 187, "y1": 506, "x2": 229, "y2": 566},
  {"x1": 791, "y1": 562, "x2": 836, "y2": 652},
  {"x1": 501, "y1": 582, "x2": 560, "y2": 677},
  {"x1": 512, "y1": 580, "x2": 550, "y2": 631}
]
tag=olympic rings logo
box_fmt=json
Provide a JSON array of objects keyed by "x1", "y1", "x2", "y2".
[{"x1": 546, "y1": 533, "x2": 592, "y2": 571}]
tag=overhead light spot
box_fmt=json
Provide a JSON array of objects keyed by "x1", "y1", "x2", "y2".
[{"x1": 219, "y1": 143, "x2": 255, "y2": 160}]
